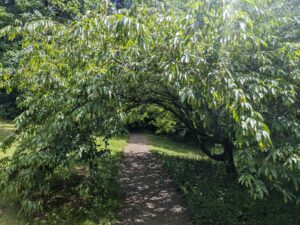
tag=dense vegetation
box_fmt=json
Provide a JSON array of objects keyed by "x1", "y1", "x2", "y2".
[
  {"x1": 149, "y1": 134, "x2": 300, "y2": 225},
  {"x1": 0, "y1": 120, "x2": 128, "y2": 224},
  {"x1": 0, "y1": 0, "x2": 299, "y2": 222}
]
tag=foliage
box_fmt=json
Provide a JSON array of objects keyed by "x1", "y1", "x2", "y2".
[
  {"x1": 0, "y1": 120, "x2": 128, "y2": 224},
  {"x1": 148, "y1": 134, "x2": 300, "y2": 225},
  {"x1": 0, "y1": 0, "x2": 118, "y2": 119},
  {"x1": 0, "y1": 0, "x2": 299, "y2": 213},
  {"x1": 30, "y1": 137, "x2": 128, "y2": 225},
  {"x1": 125, "y1": 105, "x2": 179, "y2": 134}
]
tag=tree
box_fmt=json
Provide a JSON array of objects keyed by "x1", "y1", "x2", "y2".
[
  {"x1": 0, "y1": 0, "x2": 109, "y2": 120},
  {"x1": 0, "y1": 0, "x2": 299, "y2": 213}
]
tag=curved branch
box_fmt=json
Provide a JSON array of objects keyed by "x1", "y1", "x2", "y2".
[{"x1": 196, "y1": 135, "x2": 225, "y2": 161}]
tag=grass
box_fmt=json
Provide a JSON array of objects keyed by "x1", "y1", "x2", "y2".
[
  {"x1": 0, "y1": 120, "x2": 27, "y2": 225},
  {"x1": 147, "y1": 134, "x2": 300, "y2": 225},
  {"x1": 0, "y1": 120, "x2": 128, "y2": 225},
  {"x1": 0, "y1": 119, "x2": 15, "y2": 158},
  {"x1": 0, "y1": 197, "x2": 28, "y2": 225}
]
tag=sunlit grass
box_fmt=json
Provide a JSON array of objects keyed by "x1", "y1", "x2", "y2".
[
  {"x1": 0, "y1": 119, "x2": 16, "y2": 159},
  {"x1": 0, "y1": 119, "x2": 14, "y2": 141},
  {"x1": 146, "y1": 133, "x2": 207, "y2": 160},
  {"x1": 0, "y1": 120, "x2": 15, "y2": 134}
]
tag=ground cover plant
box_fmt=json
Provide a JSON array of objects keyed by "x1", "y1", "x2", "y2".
[
  {"x1": 0, "y1": 0, "x2": 299, "y2": 222},
  {"x1": 148, "y1": 134, "x2": 300, "y2": 225}
]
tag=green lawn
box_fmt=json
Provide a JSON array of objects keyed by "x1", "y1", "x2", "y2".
[
  {"x1": 0, "y1": 120, "x2": 128, "y2": 225},
  {"x1": 0, "y1": 120, "x2": 15, "y2": 158},
  {"x1": 147, "y1": 134, "x2": 300, "y2": 225}
]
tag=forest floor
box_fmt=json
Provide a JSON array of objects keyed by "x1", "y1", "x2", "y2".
[{"x1": 116, "y1": 133, "x2": 192, "y2": 225}]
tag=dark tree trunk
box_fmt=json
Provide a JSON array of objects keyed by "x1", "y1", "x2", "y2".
[
  {"x1": 223, "y1": 140, "x2": 237, "y2": 176},
  {"x1": 196, "y1": 136, "x2": 237, "y2": 177},
  {"x1": 43, "y1": 0, "x2": 49, "y2": 7},
  {"x1": 3, "y1": 0, "x2": 15, "y2": 6}
]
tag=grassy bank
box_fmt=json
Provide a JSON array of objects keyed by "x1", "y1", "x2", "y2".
[
  {"x1": 0, "y1": 120, "x2": 128, "y2": 225},
  {"x1": 147, "y1": 134, "x2": 300, "y2": 225}
]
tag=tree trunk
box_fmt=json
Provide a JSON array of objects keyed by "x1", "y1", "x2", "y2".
[
  {"x1": 223, "y1": 140, "x2": 237, "y2": 176},
  {"x1": 196, "y1": 135, "x2": 237, "y2": 177},
  {"x1": 43, "y1": 0, "x2": 49, "y2": 7}
]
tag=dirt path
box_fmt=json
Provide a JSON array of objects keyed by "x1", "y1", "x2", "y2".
[{"x1": 116, "y1": 133, "x2": 192, "y2": 225}]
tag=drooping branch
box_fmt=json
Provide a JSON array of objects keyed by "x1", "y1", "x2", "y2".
[{"x1": 196, "y1": 135, "x2": 226, "y2": 162}]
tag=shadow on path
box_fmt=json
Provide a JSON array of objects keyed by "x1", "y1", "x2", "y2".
[{"x1": 116, "y1": 133, "x2": 192, "y2": 225}]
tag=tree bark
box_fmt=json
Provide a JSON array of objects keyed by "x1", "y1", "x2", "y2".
[
  {"x1": 197, "y1": 139, "x2": 226, "y2": 161},
  {"x1": 43, "y1": 0, "x2": 49, "y2": 7},
  {"x1": 223, "y1": 140, "x2": 237, "y2": 176}
]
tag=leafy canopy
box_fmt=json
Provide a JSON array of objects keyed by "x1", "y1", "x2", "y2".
[{"x1": 0, "y1": 0, "x2": 300, "y2": 212}]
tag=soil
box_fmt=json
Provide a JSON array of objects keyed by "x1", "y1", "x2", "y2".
[{"x1": 116, "y1": 133, "x2": 192, "y2": 225}]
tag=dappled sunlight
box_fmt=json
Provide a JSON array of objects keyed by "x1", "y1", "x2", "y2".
[
  {"x1": 148, "y1": 135, "x2": 300, "y2": 225},
  {"x1": 0, "y1": 0, "x2": 299, "y2": 224},
  {"x1": 0, "y1": 120, "x2": 14, "y2": 140},
  {"x1": 147, "y1": 134, "x2": 208, "y2": 161},
  {"x1": 0, "y1": 120, "x2": 15, "y2": 158},
  {"x1": 117, "y1": 134, "x2": 192, "y2": 225}
]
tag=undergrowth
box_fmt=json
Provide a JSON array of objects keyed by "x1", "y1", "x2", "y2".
[
  {"x1": 0, "y1": 120, "x2": 128, "y2": 225},
  {"x1": 148, "y1": 134, "x2": 300, "y2": 225}
]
